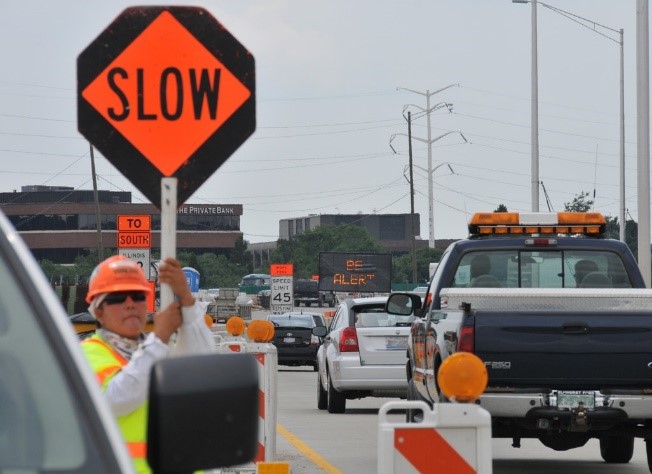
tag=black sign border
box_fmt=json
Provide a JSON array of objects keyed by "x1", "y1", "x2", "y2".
[{"x1": 318, "y1": 252, "x2": 392, "y2": 293}]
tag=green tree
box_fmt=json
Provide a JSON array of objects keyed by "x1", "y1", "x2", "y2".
[
  {"x1": 564, "y1": 191, "x2": 593, "y2": 212},
  {"x1": 494, "y1": 204, "x2": 508, "y2": 212},
  {"x1": 196, "y1": 253, "x2": 246, "y2": 288},
  {"x1": 604, "y1": 215, "x2": 638, "y2": 259},
  {"x1": 392, "y1": 247, "x2": 444, "y2": 284},
  {"x1": 270, "y1": 224, "x2": 382, "y2": 278},
  {"x1": 40, "y1": 251, "x2": 111, "y2": 286},
  {"x1": 231, "y1": 236, "x2": 253, "y2": 272}
]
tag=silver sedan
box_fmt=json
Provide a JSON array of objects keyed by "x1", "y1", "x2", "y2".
[{"x1": 316, "y1": 296, "x2": 414, "y2": 413}]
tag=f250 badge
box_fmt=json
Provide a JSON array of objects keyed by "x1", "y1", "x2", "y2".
[{"x1": 485, "y1": 361, "x2": 511, "y2": 369}]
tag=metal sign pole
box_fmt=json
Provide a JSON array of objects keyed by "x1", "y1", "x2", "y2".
[{"x1": 160, "y1": 178, "x2": 177, "y2": 309}]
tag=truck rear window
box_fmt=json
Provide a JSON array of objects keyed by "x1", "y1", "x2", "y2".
[{"x1": 452, "y1": 250, "x2": 632, "y2": 289}]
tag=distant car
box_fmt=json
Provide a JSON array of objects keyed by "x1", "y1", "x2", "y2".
[
  {"x1": 266, "y1": 312, "x2": 326, "y2": 371},
  {"x1": 316, "y1": 297, "x2": 415, "y2": 413},
  {"x1": 257, "y1": 289, "x2": 271, "y2": 309}
]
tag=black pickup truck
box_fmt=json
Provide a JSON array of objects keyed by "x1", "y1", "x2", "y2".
[
  {"x1": 387, "y1": 212, "x2": 652, "y2": 470},
  {"x1": 294, "y1": 279, "x2": 335, "y2": 307}
]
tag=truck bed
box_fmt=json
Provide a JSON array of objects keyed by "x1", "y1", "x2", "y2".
[
  {"x1": 440, "y1": 288, "x2": 652, "y2": 389},
  {"x1": 441, "y1": 288, "x2": 652, "y2": 311}
]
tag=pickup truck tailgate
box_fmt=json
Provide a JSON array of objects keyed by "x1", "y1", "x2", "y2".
[{"x1": 474, "y1": 311, "x2": 652, "y2": 389}]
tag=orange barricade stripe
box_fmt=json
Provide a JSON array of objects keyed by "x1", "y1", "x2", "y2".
[
  {"x1": 259, "y1": 389, "x2": 265, "y2": 419},
  {"x1": 394, "y1": 428, "x2": 475, "y2": 474},
  {"x1": 255, "y1": 442, "x2": 265, "y2": 463}
]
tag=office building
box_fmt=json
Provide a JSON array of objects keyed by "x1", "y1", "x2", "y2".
[
  {"x1": 0, "y1": 185, "x2": 243, "y2": 263},
  {"x1": 279, "y1": 213, "x2": 428, "y2": 253}
]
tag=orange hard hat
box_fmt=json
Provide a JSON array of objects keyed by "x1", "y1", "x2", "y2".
[{"x1": 86, "y1": 255, "x2": 152, "y2": 303}]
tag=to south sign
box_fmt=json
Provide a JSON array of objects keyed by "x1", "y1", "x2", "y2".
[{"x1": 77, "y1": 6, "x2": 255, "y2": 208}]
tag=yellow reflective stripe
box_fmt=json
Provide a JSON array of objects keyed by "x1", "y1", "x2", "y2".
[{"x1": 82, "y1": 336, "x2": 128, "y2": 386}]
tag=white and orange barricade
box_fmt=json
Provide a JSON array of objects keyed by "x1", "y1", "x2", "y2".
[
  {"x1": 377, "y1": 400, "x2": 492, "y2": 474},
  {"x1": 214, "y1": 319, "x2": 279, "y2": 472},
  {"x1": 379, "y1": 352, "x2": 492, "y2": 473}
]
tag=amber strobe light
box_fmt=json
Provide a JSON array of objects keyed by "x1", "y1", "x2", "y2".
[
  {"x1": 468, "y1": 212, "x2": 606, "y2": 236},
  {"x1": 437, "y1": 352, "x2": 488, "y2": 403}
]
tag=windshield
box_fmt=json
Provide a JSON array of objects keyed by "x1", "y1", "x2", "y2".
[
  {"x1": 268, "y1": 315, "x2": 314, "y2": 328},
  {"x1": 452, "y1": 250, "x2": 632, "y2": 289},
  {"x1": 354, "y1": 308, "x2": 414, "y2": 328},
  {"x1": 0, "y1": 238, "x2": 116, "y2": 472}
]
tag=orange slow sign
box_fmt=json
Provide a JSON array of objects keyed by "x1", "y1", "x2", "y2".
[
  {"x1": 270, "y1": 264, "x2": 293, "y2": 276},
  {"x1": 81, "y1": 11, "x2": 250, "y2": 177},
  {"x1": 77, "y1": 6, "x2": 256, "y2": 208},
  {"x1": 117, "y1": 215, "x2": 151, "y2": 232}
]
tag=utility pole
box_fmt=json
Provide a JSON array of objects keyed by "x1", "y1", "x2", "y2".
[
  {"x1": 90, "y1": 144, "x2": 103, "y2": 263},
  {"x1": 407, "y1": 112, "x2": 417, "y2": 285},
  {"x1": 619, "y1": 28, "x2": 626, "y2": 242},
  {"x1": 397, "y1": 84, "x2": 460, "y2": 249}
]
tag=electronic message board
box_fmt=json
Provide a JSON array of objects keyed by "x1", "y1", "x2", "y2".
[{"x1": 318, "y1": 252, "x2": 391, "y2": 293}]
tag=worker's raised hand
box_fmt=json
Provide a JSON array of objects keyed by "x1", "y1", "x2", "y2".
[
  {"x1": 154, "y1": 301, "x2": 182, "y2": 343},
  {"x1": 158, "y1": 258, "x2": 195, "y2": 307}
]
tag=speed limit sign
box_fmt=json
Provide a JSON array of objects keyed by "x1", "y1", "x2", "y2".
[
  {"x1": 270, "y1": 276, "x2": 293, "y2": 315},
  {"x1": 270, "y1": 263, "x2": 293, "y2": 315}
]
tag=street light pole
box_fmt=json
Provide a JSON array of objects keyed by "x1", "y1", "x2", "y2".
[
  {"x1": 513, "y1": 0, "x2": 539, "y2": 212},
  {"x1": 531, "y1": 0, "x2": 540, "y2": 213},
  {"x1": 637, "y1": 0, "x2": 650, "y2": 286},
  {"x1": 514, "y1": 0, "x2": 626, "y2": 241},
  {"x1": 397, "y1": 85, "x2": 459, "y2": 249}
]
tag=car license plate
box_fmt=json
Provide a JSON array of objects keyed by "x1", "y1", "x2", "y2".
[
  {"x1": 557, "y1": 391, "x2": 595, "y2": 410},
  {"x1": 385, "y1": 337, "x2": 407, "y2": 350},
  {"x1": 283, "y1": 337, "x2": 295, "y2": 343}
]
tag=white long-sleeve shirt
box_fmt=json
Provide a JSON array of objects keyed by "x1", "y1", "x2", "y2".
[{"x1": 105, "y1": 300, "x2": 214, "y2": 416}]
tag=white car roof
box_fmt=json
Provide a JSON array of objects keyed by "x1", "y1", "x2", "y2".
[{"x1": 349, "y1": 296, "x2": 388, "y2": 305}]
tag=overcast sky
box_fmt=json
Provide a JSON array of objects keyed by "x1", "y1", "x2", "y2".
[{"x1": 0, "y1": 1, "x2": 644, "y2": 244}]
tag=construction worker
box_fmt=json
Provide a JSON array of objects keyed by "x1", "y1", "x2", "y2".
[{"x1": 80, "y1": 255, "x2": 213, "y2": 473}]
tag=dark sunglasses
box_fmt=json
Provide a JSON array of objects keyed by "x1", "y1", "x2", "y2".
[{"x1": 103, "y1": 291, "x2": 147, "y2": 305}]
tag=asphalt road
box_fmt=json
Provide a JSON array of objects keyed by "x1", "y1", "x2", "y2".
[{"x1": 273, "y1": 368, "x2": 651, "y2": 474}]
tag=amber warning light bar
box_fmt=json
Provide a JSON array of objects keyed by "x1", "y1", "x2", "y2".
[{"x1": 468, "y1": 212, "x2": 606, "y2": 236}]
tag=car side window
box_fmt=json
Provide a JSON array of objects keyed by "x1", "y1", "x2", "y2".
[
  {"x1": 424, "y1": 250, "x2": 450, "y2": 314},
  {"x1": 0, "y1": 254, "x2": 111, "y2": 472},
  {"x1": 330, "y1": 305, "x2": 344, "y2": 331}
]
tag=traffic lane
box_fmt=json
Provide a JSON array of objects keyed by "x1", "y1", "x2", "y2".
[
  {"x1": 275, "y1": 367, "x2": 651, "y2": 473},
  {"x1": 493, "y1": 438, "x2": 649, "y2": 473},
  {"x1": 275, "y1": 366, "x2": 401, "y2": 474}
]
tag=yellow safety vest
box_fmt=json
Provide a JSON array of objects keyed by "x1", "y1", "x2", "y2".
[{"x1": 81, "y1": 334, "x2": 150, "y2": 474}]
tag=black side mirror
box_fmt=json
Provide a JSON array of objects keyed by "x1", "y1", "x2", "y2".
[
  {"x1": 386, "y1": 293, "x2": 422, "y2": 315},
  {"x1": 148, "y1": 353, "x2": 259, "y2": 473},
  {"x1": 312, "y1": 326, "x2": 328, "y2": 337}
]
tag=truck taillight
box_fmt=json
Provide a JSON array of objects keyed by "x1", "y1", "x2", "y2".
[
  {"x1": 457, "y1": 326, "x2": 474, "y2": 353},
  {"x1": 310, "y1": 335, "x2": 320, "y2": 345},
  {"x1": 340, "y1": 327, "x2": 359, "y2": 352}
]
